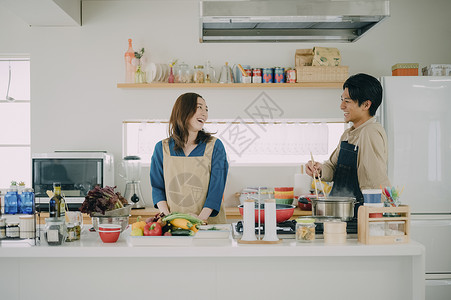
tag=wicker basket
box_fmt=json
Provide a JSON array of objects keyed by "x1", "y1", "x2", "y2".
[{"x1": 296, "y1": 66, "x2": 349, "y2": 82}]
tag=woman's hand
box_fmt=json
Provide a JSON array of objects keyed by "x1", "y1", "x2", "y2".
[
  {"x1": 305, "y1": 160, "x2": 322, "y2": 178},
  {"x1": 198, "y1": 207, "x2": 213, "y2": 224}
]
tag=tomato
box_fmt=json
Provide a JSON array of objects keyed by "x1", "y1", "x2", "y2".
[{"x1": 144, "y1": 222, "x2": 162, "y2": 236}]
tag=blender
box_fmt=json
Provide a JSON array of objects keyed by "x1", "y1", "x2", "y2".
[{"x1": 123, "y1": 156, "x2": 146, "y2": 209}]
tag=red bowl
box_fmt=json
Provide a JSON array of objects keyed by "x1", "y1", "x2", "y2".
[
  {"x1": 297, "y1": 195, "x2": 313, "y2": 211},
  {"x1": 98, "y1": 224, "x2": 121, "y2": 243},
  {"x1": 99, "y1": 224, "x2": 122, "y2": 231},
  {"x1": 274, "y1": 187, "x2": 294, "y2": 192},
  {"x1": 238, "y1": 204, "x2": 295, "y2": 223}
]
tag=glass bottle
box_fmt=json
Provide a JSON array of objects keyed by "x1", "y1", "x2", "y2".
[
  {"x1": 168, "y1": 66, "x2": 175, "y2": 83},
  {"x1": 134, "y1": 60, "x2": 147, "y2": 84},
  {"x1": 124, "y1": 39, "x2": 136, "y2": 83},
  {"x1": 205, "y1": 61, "x2": 216, "y2": 83},
  {"x1": 50, "y1": 182, "x2": 63, "y2": 218}
]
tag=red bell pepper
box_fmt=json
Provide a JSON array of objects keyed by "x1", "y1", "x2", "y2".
[{"x1": 144, "y1": 222, "x2": 163, "y2": 236}]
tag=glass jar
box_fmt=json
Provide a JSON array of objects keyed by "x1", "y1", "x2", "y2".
[
  {"x1": 176, "y1": 62, "x2": 192, "y2": 83},
  {"x1": 45, "y1": 217, "x2": 66, "y2": 246},
  {"x1": 295, "y1": 218, "x2": 316, "y2": 242},
  {"x1": 193, "y1": 65, "x2": 205, "y2": 83},
  {"x1": 66, "y1": 223, "x2": 81, "y2": 242},
  {"x1": 4, "y1": 188, "x2": 19, "y2": 214},
  {"x1": 6, "y1": 222, "x2": 20, "y2": 238},
  {"x1": 0, "y1": 218, "x2": 6, "y2": 239}
]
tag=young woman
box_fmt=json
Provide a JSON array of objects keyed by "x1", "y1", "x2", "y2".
[{"x1": 150, "y1": 92, "x2": 228, "y2": 224}]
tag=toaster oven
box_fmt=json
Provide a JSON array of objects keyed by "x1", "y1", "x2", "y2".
[{"x1": 32, "y1": 151, "x2": 114, "y2": 211}]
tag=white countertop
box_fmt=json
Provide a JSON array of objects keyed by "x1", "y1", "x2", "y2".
[
  {"x1": 0, "y1": 227, "x2": 425, "y2": 258},
  {"x1": 1, "y1": 227, "x2": 426, "y2": 300}
]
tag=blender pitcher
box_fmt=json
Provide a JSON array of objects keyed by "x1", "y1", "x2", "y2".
[{"x1": 122, "y1": 156, "x2": 146, "y2": 209}]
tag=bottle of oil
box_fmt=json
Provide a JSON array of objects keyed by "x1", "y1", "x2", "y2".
[{"x1": 50, "y1": 182, "x2": 63, "y2": 218}]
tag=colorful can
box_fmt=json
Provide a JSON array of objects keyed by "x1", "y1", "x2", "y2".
[
  {"x1": 262, "y1": 68, "x2": 274, "y2": 83},
  {"x1": 274, "y1": 67, "x2": 285, "y2": 83},
  {"x1": 287, "y1": 69, "x2": 296, "y2": 83},
  {"x1": 252, "y1": 76, "x2": 262, "y2": 83},
  {"x1": 252, "y1": 68, "x2": 262, "y2": 77}
]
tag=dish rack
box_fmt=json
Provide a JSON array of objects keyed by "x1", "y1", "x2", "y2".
[{"x1": 357, "y1": 205, "x2": 410, "y2": 245}]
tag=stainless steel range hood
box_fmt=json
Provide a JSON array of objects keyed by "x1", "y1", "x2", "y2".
[{"x1": 200, "y1": 0, "x2": 390, "y2": 43}]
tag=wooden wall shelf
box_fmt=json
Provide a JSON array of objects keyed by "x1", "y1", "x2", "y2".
[{"x1": 117, "y1": 82, "x2": 343, "y2": 89}]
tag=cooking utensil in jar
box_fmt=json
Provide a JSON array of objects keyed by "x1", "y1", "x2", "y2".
[
  {"x1": 310, "y1": 196, "x2": 356, "y2": 221},
  {"x1": 238, "y1": 204, "x2": 295, "y2": 223}
]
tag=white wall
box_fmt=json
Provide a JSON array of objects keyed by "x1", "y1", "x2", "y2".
[{"x1": 1, "y1": 0, "x2": 451, "y2": 207}]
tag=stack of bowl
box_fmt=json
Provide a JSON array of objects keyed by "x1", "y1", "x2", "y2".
[
  {"x1": 274, "y1": 187, "x2": 294, "y2": 205},
  {"x1": 323, "y1": 221, "x2": 347, "y2": 244},
  {"x1": 98, "y1": 224, "x2": 121, "y2": 243}
]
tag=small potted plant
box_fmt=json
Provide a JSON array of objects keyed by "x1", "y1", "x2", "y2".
[{"x1": 134, "y1": 48, "x2": 146, "y2": 83}]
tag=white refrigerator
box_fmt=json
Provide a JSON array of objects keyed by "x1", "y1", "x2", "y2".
[{"x1": 380, "y1": 76, "x2": 451, "y2": 300}]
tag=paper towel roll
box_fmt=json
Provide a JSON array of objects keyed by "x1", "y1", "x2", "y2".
[
  {"x1": 294, "y1": 173, "x2": 312, "y2": 196},
  {"x1": 263, "y1": 199, "x2": 279, "y2": 242},
  {"x1": 241, "y1": 199, "x2": 257, "y2": 241}
]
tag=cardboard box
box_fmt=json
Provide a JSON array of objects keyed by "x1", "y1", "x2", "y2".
[{"x1": 295, "y1": 49, "x2": 313, "y2": 67}]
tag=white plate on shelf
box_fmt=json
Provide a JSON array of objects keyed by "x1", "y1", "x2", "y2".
[
  {"x1": 160, "y1": 64, "x2": 168, "y2": 82},
  {"x1": 195, "y1": 224, "x2": 231, "y2": 239},
  {"x1": 149, "y1": 63, "x2": 158, "y2": 83}
]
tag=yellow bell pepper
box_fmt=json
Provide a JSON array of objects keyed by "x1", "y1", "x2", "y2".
[{"x1": 131, "y1": 216, "x2": 146, "y2": 231}]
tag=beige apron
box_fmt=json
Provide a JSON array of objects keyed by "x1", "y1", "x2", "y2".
[{"x1": 162, "y1": 137, "x2": 227, "y2": 224}]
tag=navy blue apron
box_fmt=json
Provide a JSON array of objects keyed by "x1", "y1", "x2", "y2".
[{"x1": 329, "y1": 141, "x2": 364, "y2": 218}]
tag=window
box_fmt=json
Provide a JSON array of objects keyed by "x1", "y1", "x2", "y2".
[
  {"x1": 0, "y1": 58, "x2": 31, "y2": 188},
  {"x1": 123, "y1": 119, "x2": 348, "y2": 165}
]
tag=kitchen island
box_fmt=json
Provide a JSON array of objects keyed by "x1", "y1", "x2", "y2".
[{"x1": 0, "y1": 229, "x2": 425, "y2": 300}]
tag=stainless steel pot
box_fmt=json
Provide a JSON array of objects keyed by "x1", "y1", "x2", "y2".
[{"x1": 311, "y1": 196, "x2": 356, "y2": 221}]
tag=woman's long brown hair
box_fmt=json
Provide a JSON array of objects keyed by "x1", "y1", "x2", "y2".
[{"x1": 169, "y1": 92, "x2": 212, "y2": 152}]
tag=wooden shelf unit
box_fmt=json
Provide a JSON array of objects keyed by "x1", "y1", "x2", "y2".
[
  {"x1": 117, "y1": 82, "x2": 344, "y2": 89},
  {"x1": 358, "y1": 205, "x2": 410, "y2": 245}
]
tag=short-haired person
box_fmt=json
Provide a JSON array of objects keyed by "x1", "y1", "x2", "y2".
[
  {"x1": 150, "y1": 93, "x2": 228, "y2": 224},
  {"x1": 306, "y1": 73, "x2": 391, "y2": 210}
]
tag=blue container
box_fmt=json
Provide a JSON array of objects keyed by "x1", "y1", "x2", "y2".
[
  {"x1": 20, "y1": 188, "x2": 35, "y2": 214},
  {"x1": 274, "y1": 67, "x2": 285, "y2": 83},
  {"x1": 5, "y1": 189, "x2": 19, "y2": 214},
  {"x1": 262, "y1": 68, "x2": 274, "y2": 83}
]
